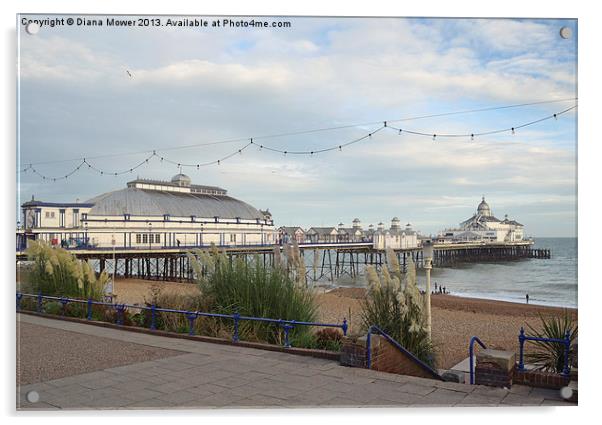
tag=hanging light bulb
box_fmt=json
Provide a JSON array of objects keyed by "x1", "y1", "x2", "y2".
[
  {"x1": 398, "y1": 129, "x2": 402, "y2": 135},
  {"x1": 511, "y1": 127, "x2": 515, "y2": 135},
  {"x1": 432, "y1": 134, "x2": 437, "y2": 141},
  {"x1": 338, "y1": 146, "x2": 342, "y2": 151},
  {"x1": 471, "y1": 134, "x2": 474, "y2": 141}
]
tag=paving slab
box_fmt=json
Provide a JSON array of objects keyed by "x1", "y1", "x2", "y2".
[{"x1": 16, "y1": 313, "x2": 575, "y2": 410}]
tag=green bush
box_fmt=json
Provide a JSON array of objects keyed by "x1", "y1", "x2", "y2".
[
  {"x1": 525, "y1": 310, "x2": 577, "y2": 373},
  {"x1": 24, "y1": 240, "x2": 107, "y2": 301},
  {"x1": 188, "y1": 246, "x2": 317, "y2": 344},
  {"x1": 361, "y1": 250, "x2": 436, "y2": 368}
]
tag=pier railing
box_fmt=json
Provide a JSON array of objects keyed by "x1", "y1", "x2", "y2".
[{"x1": 16, "y1": 292, "x2": 347, "y2": 349}]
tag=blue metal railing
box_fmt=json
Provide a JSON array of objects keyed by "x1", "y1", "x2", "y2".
[
  {"x1": 469, "y1": 336, "x2": 487, "y2": 385},
  {"x1": 468, "y1": 328, "x2": 571, "y2": 385},
  {"x1": 366, "y1": 325, "x2": 442, "y2": 381},
  {"x1": 16, "y1": 292, "x2": 347, "y2": 348},
  {"x1": 518, "y1": 327, "x2": 571, "y2": 376}
]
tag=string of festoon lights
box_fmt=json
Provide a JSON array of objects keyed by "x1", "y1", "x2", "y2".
[{"x1": 19, "y1": 101, "x2": 577, "y2": 183}]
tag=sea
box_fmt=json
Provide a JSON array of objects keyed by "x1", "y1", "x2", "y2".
[{"x1": 329, "y1": 238, "x2": 577, "y2": 309}]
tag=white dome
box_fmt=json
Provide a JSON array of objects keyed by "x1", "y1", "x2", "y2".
[{"x1": 477, "y1": 197, "x2": 492, "y2": 216}]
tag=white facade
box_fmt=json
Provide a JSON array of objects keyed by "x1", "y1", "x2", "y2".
[
  {"x1": 18, "y1": 174, "x2": 276, "y2": 250},
  {"x1": 439, "y1": 197, "x2": 525, "y2": 243},
  {"x1": 372, "y1": 219, "x2": 419, "y2": 250}
]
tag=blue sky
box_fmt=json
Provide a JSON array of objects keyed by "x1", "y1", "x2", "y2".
[{"x1": 17, "y1": 16, "x2": 577, "y2": 237}]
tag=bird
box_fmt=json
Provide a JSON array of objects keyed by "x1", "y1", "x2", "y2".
[{"x1": 126, "y1": 70, "x2": 132, "y2": 78}]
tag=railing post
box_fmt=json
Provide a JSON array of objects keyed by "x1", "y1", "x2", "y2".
[
  {"x1": 150, "y1": 304, "x2": 156, "y2": 330},
  {"x1": 563, "y1": 330, "x2": 571, "y2": 376},
  {"x1": 283, "y1": 323, "x2": 293, "y2": 348},
  {"x1": 366, "y1": 326, "x2": 373, "y2": 369},
  {"x1": 518, "y1": 327, "x2": 525, "y2": 371},
  {"x1": 37, "y1": 291, "x2": 43, "y2": 313},
  {"x1": 87, "y1": 299, "x2": 93, "y2": 320},
  {"x1": 116, "y1": 304, "x2": 125, "y2": 325},
  {"x1": 187, "y1": 312, "x2": 197, "y2": 336},
  {"x1": 16, "y1": 293, "x2": 23, "y2": 311},
  {"x1": 60, "y1": 297, "x2": 69, "y2": 316},
  {"x1": 232, "y1": 311, "x2": 240, "y2": 342},
  {"x1": 342, "y1": 318, "x2": 348, "y2": 336},
  {"x1": 469, "y1": 337, "x2": 476, "y2": 385}
]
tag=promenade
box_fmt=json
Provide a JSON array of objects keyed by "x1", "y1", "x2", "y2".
[{"x1": 16, "y1": 314, "x2": 574, "y2": 410}]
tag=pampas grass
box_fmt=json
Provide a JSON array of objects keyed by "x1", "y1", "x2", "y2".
[
  {"x1": 24, "y1": 240, "x2": 107, "y2": 300},
  {"x1": 361, "y1": 253, "x2": 436, "y2": 367}
]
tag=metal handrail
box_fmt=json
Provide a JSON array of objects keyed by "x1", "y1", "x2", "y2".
[
  {"x1": 366, "y1": 325, "x2": 442, "y2": 380},
  {"x1": 16, "y1": 292, "x2": 347, "y2": 348},
  {"x1": 518, "y1": 327, "x2": 571, "y2": 376},
  {"x1": 469, "y1": 336, "x2": 487, "y2": 385}
]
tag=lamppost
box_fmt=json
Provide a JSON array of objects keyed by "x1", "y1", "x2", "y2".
[
  {"x1": 148, "y1": 222, "x2": 152, "y2": 251},
  {"x1": 423, "y1": 240, "x2": 434, "y2": 338}
]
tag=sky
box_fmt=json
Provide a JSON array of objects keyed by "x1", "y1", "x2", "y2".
[{"x1": 16, "y1": 16, "x2": 578, "y2": 237}]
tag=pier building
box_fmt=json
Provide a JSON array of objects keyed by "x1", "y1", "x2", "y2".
[
  {"x1": 19, "y1": 174, "x2": 276, "y2": 249},
  {"x1": 439, "y1": 197, "x2": 525, "y2": 242}
]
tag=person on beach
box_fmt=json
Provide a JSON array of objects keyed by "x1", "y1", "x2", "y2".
[{"x1": 526, "y1": 293, "x2": 529, "y2": 304}]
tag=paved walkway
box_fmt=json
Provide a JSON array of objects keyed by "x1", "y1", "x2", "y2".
[{"x1": 16, "y1": 314, "x2": 574, "y2": 410}]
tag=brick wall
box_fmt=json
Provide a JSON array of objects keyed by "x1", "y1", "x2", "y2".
[
  {"x1": 340, "y1": 336, "x2": 367, "y2": 368},
  {"x1": 475, "y1": 361, "x2": 512, "y2": 388},
  {"x1": 369, "y1": 335, "x2": 438, "y2": 380},
  {"x1": 513, "y1": 367, "x2": 570, "y2": 389}
]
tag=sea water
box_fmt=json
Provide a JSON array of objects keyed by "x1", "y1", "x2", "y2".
[{"x1": 329, "y1": 238, "x2": 577, "y2": 308}]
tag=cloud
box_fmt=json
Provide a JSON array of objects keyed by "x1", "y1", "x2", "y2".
[{"x1": 17, "y1": 17, "x2": 578, "y2": 236}]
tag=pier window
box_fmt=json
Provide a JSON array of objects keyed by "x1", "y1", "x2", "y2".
[
  {"x1": 163, "y1": 214, "x2": 170, "y2": 221},
  {"x1": 124, "y1": 214, "x2": 131, "y2": 221},
  {"x1": 214, "y1": 216, "x2": 219, "y2": 223},
  {"x1": 59, "y1": 209, "x2": 65, "y2": 228},
  {"x1": 142, "y1": 234, "x2": 148, "y2": 244},
  {"x1": 154, "y1": 234, "x2": 160, "y2": 243},
  {"x1": 72, "y1": 209, "x2": 80, "y2": 227},
  {"x1": 190, "y1": 215, "x2": 196, "y2": 222},
  {"x1": 230, "y1": 234, "x2": 237, "y2": 243},
  {"x1": 136, "y1": 234, "x2": 141, "y2": 244}
]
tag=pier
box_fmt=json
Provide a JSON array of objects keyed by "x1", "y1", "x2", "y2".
[{"x1": 16, "y1": 236, "x2": 549, "y2": 283}]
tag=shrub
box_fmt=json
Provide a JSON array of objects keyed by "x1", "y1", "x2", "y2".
[
  {"x1": 315, "y1": 328, "x2": 343, "y2": 351},
  {"x1": 361, "y1": 250, "x2": 436, "y2": 367},
  {"x1": 187, "y1": 245, "x2": 317, "y2": 344},
  {"x1": 24, "y1": 240, "x2": 107, "y2": 300},
  {"x1": 525, "y1": 310, "x2": 577, "y2": 373}
]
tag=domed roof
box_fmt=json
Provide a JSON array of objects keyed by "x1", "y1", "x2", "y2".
[
  {"x1": 477, "y1": 196, "x2": 492, "y2": 216},
  {"x1": 86, "y1": 187, "x2": 264, "y2": 219},
  {"x1": 352, "y1": 218, "x2": 360, "y2": 223},
  {"x1": 171, "y1": 173, "x2": 191, "y2": 187}
]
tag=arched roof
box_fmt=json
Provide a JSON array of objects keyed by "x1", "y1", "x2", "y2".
[{"x1": 86, "y1": 187, "x2": 264, "y2": 219}]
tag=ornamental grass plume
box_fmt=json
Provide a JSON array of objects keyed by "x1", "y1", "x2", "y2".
[
  {"x1": 361, "y1": 254, "x2": 436, "y2": 367},
  {"x1": 24, "y1": 240, "x2": 106, "y2": 300},
  {"x1": 312, "y1": 249, "x2": 319, "y2": 278}
]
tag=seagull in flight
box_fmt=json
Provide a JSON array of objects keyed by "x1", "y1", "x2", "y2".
[{"x1": 126, "y1": 70, "x2": 132, "y2": 78}]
